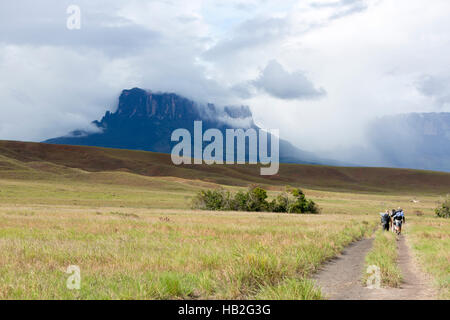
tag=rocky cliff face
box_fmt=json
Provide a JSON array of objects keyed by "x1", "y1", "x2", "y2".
[
  {"x1": 93, "y1": 88, "x2": 255, "y2": 131},
  {"x1": 111, "y1": 89, "x2": 197, "y2": 120},
  {"x1": 45, "y1": 88, "x2": 323, "y2": 164}
]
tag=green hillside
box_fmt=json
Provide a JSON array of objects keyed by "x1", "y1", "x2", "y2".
[{"x1": 0, "y1": 140, "x2": 449, "y2": 194}]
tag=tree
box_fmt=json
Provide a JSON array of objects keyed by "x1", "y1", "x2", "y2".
[
  {"x1": 288, "y1": 188, "x2": 320, "y2": 214},
  {"x1": 246, "y1": 186, "x2": 269, "y2": 212},
  {"x1": 191, "y1": 189, "x2": 230, "y2": 210}
]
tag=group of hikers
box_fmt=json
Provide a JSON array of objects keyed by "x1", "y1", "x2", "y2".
[{"x1": 380, "y1": 208, "x2": 406, "y2": 235}]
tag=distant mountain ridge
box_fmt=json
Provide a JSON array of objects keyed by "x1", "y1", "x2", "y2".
[
  {"x1": 324, "y1": 112, "x2": 450, "y2": 172},
  {"x1": 366, "y1": 112, "x2": 450, "y2": 172},
  {"x1": 45, "y1": 88, "x2": 331, "y2": 165},
  {"x1": 2, "y1": 140, "x2": 450, "y2": 194}
]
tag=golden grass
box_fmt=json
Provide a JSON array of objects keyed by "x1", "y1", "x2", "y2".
[
  {"x1": 406, "y1": 216, "x2": 450, "y2": 299},
  {"x1": 0, "y1": 206, "x2": 377, "y2": 299},
  {"x1": 363, "y1": 229, "x2": 402, "y2": 287},
  {"x1": 0, "y1": 142, "x2": 448, "y2": 300}
]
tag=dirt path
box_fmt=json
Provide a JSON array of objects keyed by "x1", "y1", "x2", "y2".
[
  {"x1": 312, "y1": 238, "x2": 374, "y2": 299},
  {"x1": 312, "y1": 235, "x2": 436, "y2": 300}
]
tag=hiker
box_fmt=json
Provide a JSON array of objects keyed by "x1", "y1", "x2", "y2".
[
  {"x1": 390, "y1": 209, "x2": 397, "y2": 233},
  {"x1": 392, "y1": 207, "x2": 406, "y2": 235},
  {"x1": 380, "y1": 209, "x2": 391, "y2": 231}
]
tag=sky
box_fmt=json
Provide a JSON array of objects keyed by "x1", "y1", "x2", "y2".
[{"x1": 0, "y1": 0, "x2": 449, "y2": 155}]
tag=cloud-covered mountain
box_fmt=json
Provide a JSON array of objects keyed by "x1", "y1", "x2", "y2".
[
  {"x1": 366, "y1": 113, "x2": 450, "y2": 172},
  {"x1": 323, "y1": 112, "x2": 450, "y2": 172},
  {"x1": 44, "y1": 88, "x2": 334, "y2": 165}
]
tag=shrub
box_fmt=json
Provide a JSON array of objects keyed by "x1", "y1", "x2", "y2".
[
  {"x1": 288, "y1": 188, "x2": 320, "y2": 214},
  {"x1": 191, "y1": 189, "x2": 230, "y2": 210},
  {"x1": 246, "y1": 186, "x2": 269, "y2": 212},
  {"x1": 435, "y1": 197, "x2": 450, "y2": 218},
  {"x1": 192, "y1": 186, "x2": 320, "y2": 214},
  {"x1": 231, "y1": 191, "x2": 250, "y2": 211},
  {"x1": 270, "y1": 193, "x2": 290, "y2": 213}
]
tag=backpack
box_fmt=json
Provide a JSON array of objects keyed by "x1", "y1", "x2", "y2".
[
  {"x1": 381, "y1": 213, "x2": 390, "y2": 223},
  {"x1": 394, "y1": 211, "x2": 404, "y2": 220}
]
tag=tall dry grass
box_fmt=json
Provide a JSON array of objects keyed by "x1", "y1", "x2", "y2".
[{"x1": 0, "y1": 207, "x2": 376, "y2": 299}]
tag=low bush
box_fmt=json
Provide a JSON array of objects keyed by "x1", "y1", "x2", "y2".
[
  {"x1": 435, "y1": 197, "x2": 450, "y2": 218},
  {"x1": 190, "y1": 189, "x2": 231, "y2": 210},
  {"x1": 287, "y1": 188, "x2": 320, "y2": 214},
  {"x1": 192, "y1": 186, "x2": 320, "y2": 214}
]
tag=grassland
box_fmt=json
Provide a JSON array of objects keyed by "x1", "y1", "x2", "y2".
[
  {"x1": 0, "y1": 141, "x2": 448, "y2": 299},
  {"x1": 363, "y1": 229, "x2": 402, "y2": 288},
  {"x1": 407, "y1": 216, "x2": 450, "y2": 299},
  {"x1": 0, "y1": 206, "x2": 379, "y2": 299},
  {"x1": 1, "y1": 140, "x2": 450, "y2": 194}
]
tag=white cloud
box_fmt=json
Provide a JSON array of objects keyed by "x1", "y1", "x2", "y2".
[
  {"x1": 251, "y1": 60, "x2": 326, "y2": 100},
  {"x1": 0, "y1": 0, "x2": 450, "y2": 161},
  {"x1": 415, "y1": 74, "x2": 450, "y2": 109}
]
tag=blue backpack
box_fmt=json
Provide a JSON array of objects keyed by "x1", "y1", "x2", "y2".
[{"x1": 394, "y1": 211, "x2": 404, "y2": 220}]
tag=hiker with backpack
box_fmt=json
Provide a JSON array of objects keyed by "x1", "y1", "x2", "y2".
[
  {"x1": 392, "y1": 207, "x2": 406, "y2": 235},
  {"x1": 390, "y1": 209, "x2": 397, "y2": 233},
  {"x1": 380, "y1": 209, "x2": 391, "y2": 231}
]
